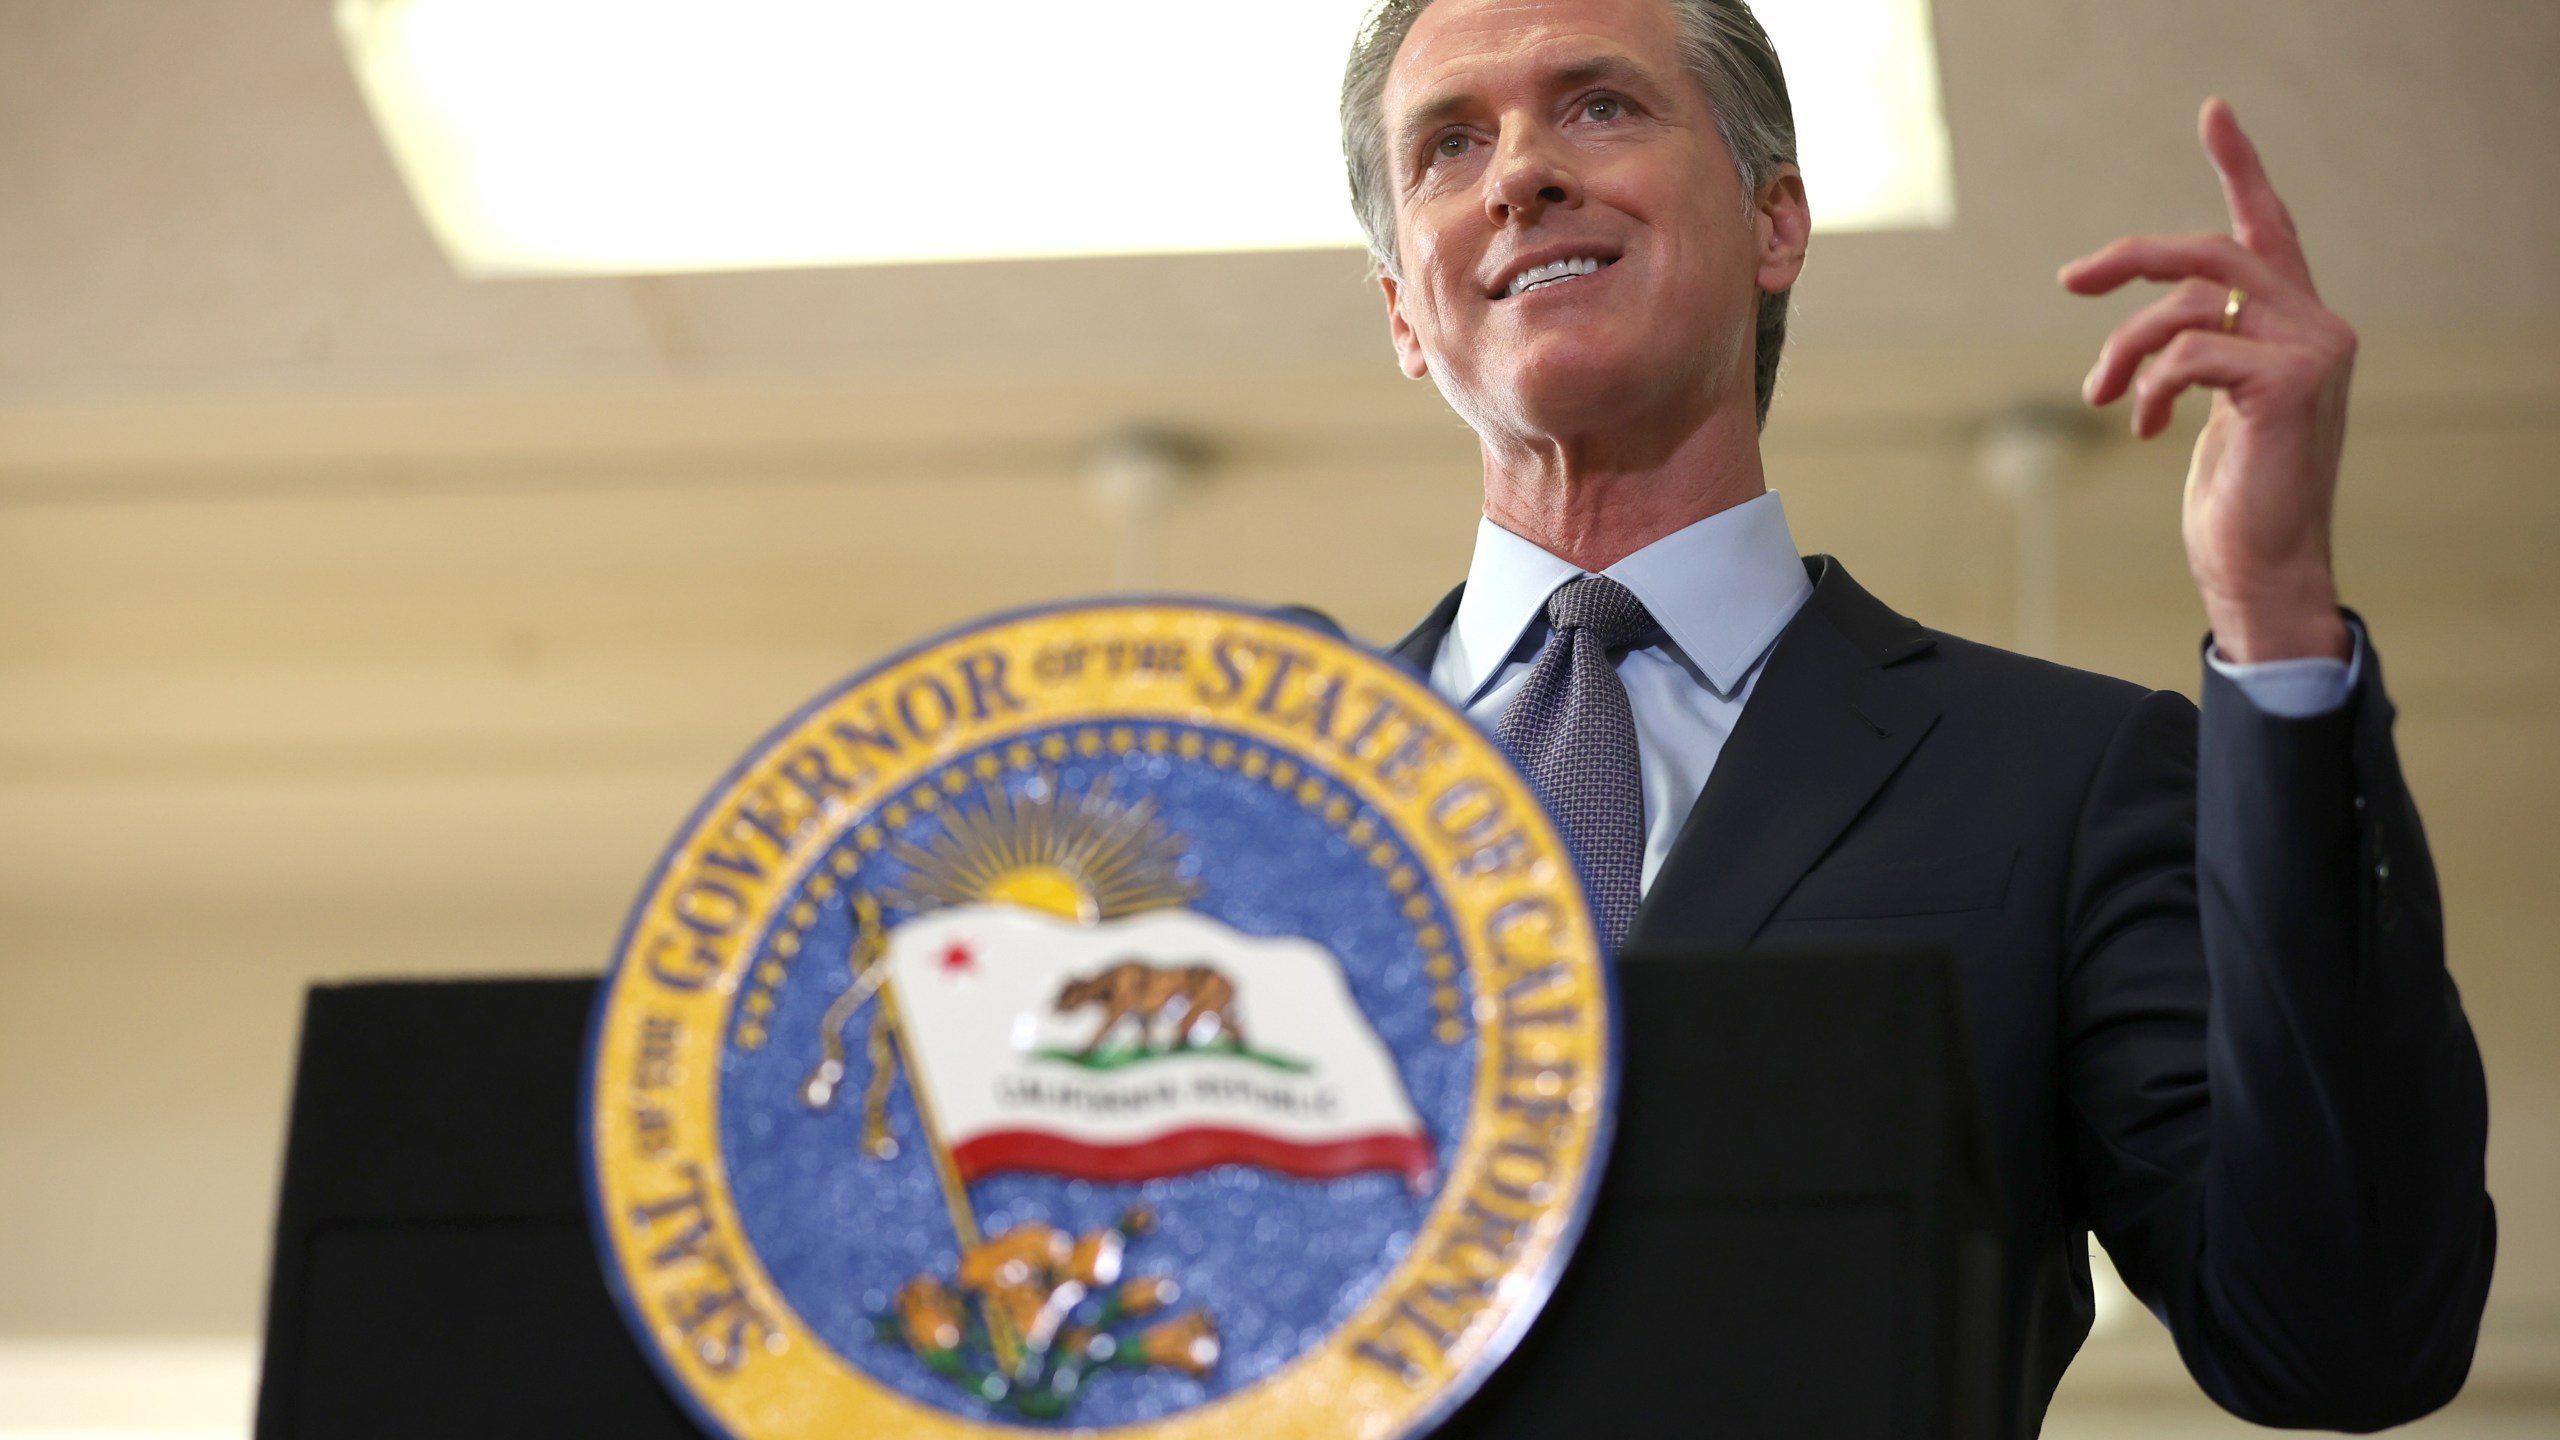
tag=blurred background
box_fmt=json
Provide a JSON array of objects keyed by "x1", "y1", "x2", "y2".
[{"x1": 0, "y1": 0, "x2": 2553, "y2": 1435}]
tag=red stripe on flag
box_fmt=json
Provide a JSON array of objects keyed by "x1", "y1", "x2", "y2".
[{"x1": 952, "y1": 1127, "x2": 1435, "y2": 1186}]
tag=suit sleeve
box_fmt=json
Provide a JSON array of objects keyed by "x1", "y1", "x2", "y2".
[{"x1": 2056, "y1": 627, "x2": 2494, "y2": 1430}]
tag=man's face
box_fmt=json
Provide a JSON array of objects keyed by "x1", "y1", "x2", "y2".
[{"x1": 1378, "y1": 0, "x2": 1802, "y2": 438}]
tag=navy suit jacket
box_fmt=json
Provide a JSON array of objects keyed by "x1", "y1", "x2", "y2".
[{"x1": 1387, "y1": 555, "x2": 2494, "y2": 1436}]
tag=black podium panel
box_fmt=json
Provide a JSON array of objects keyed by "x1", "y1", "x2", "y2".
[
  {"x1": 1432, "y1": 947, "x2": 2002, "y2": 1440},
  {"x1": 258, "y1": 952, "x2": 1997, "y2": 1439},
  {"x1": 253, "y1": 979, "x2": 702, "y2": 1440}
]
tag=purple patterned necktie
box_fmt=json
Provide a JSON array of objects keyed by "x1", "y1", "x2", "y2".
[{"x1": 1496, "y1": 575, "x2": 1662, "y2": 951}]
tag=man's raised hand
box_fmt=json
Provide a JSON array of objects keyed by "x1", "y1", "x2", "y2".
[{"x1": 2061, "y1": 98, "x2": 2356, "y2": 663}]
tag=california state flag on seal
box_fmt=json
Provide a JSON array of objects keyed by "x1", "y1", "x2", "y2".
[{"x1": 884, "y1": 906, "x2": 1435, "y2": 1187}]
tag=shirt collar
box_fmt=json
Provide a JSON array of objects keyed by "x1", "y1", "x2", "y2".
[{"x1": 1439, "y1": 490, "x2": 1813, "y2": 706}]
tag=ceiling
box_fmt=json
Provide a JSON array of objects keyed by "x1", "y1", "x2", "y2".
[{"x1": 0, "y1": 0, "x2": 2552, "y2": 430}]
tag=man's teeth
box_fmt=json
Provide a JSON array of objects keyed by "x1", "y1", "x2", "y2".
[{"x1": 1506, "y1": 256, "x2": 1605, "y2": 298}]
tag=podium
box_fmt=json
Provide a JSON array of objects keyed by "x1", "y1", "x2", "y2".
[
  {"x1": 1430, "y1": 947, "x2": 2003, "y2": 1438},
  {"x1": 254, "y1": 951, "x2": 2000, "y2": 1439}
]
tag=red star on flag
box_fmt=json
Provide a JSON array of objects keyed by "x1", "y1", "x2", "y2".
[{"x1": 938, "y1": 940, "x2": 975, "y2": 975}]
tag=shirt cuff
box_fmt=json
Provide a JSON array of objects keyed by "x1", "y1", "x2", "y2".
[{"x1": 2206, "y1": 619, "x2": 2367, "y2": 719}]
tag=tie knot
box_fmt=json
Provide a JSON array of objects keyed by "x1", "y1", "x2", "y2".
[{"x1": 1545, "y1": 575, "x2": 1662, "y2": 652}]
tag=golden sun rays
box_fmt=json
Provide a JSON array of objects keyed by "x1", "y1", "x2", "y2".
[{"x1": 886, "y1": 771, "x2": 1200, "y2": 924}]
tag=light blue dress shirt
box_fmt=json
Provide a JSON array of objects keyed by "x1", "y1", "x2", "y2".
[{"x1": 1430, "y1": 492, "x2": 2361, "y2": 893}]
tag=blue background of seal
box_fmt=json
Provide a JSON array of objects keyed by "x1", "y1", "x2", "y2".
[{"x1": 714, "y1": 724, "x2": 1478, "y2": 1427}]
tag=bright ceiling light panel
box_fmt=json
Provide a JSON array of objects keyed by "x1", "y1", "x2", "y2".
[
  {"x1": 1758, "y1": 0, "x2": 1957, "y2": 233},
  {"x1": 336, "y1": 0, "x2": 1953, "y2": 278}
]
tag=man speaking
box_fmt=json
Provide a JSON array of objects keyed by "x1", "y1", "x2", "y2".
[{"x1": 1337, "y1": 0, "x2": 2494, "y2": 1432}]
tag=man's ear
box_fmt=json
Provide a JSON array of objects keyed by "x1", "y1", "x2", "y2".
[
  {"x1": 1381, "y1": 272, "x2": 1432, "y2": 379},
  {"x1": 1755, "y1": 163, "x2": 1811, "y2": 295}
]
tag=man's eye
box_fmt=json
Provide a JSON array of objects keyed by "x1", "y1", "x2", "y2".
[
  {"x1": 1583, "y1": 97, "x2": 1622, "y2": 122},
  {"x1": 1435, "y1": 134, "x2": 1473, "y2": 160}
]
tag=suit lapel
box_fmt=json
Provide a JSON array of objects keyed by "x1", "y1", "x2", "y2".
[
  {"x1": 1385, "y1": 562, "x2": 1940, "y2": 952},
  {"x1": 1625, "y1": 557, "x2": 1942, "y2": 953},
  {"x1": 1388, "y1": 584, "x2": 1465, "y2": 676}
]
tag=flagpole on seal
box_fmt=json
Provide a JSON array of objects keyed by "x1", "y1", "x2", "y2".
[
  {"x1": 800, "y1": 894, "x2": 1027, "y2": 1373},
  {"x1": 877, "y1": 978, "x2": 1046, "y2": 1377},
  {"x1": 801, "y1": 895, "x2": 986, "y2": 1250},
  {"x1": 878, "y1": 983, "x2": 983, "y2": 1250}
]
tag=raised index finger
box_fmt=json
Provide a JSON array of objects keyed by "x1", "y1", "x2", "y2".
[{"x1": 2202, "y1": 98, "x2": 2316, "y2": 292}]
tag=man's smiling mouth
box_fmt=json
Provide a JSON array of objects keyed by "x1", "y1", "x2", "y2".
[{"x1": 1504, "y1": 256, "x2": 1617, "y2": 299}]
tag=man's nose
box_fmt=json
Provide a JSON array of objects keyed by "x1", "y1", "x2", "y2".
[{"x1": 1485, "y1": 125, "x2": 1580, "y2": 228}]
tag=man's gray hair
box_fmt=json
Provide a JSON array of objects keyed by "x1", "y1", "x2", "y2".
[{"x1": 1339, "y1": 0, "x2": 1799, "y2": 427}]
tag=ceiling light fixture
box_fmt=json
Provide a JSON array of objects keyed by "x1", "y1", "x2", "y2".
[{"x1": 335, "y1": 0, "x2": 1954, "y2": 279}]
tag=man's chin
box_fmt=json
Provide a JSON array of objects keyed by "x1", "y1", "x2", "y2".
[{"x1": 1478, "y1": 349, "x2": 1667, "y2": 435}]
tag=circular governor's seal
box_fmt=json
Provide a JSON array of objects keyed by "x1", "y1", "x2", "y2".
[{"x1": 586, "y1": 600, "x2": 1612, "y2": 1439}]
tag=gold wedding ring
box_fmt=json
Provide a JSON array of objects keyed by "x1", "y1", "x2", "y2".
[{"x1": 2222, "y1": 287, "x2": 2249, "y2": 334}]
